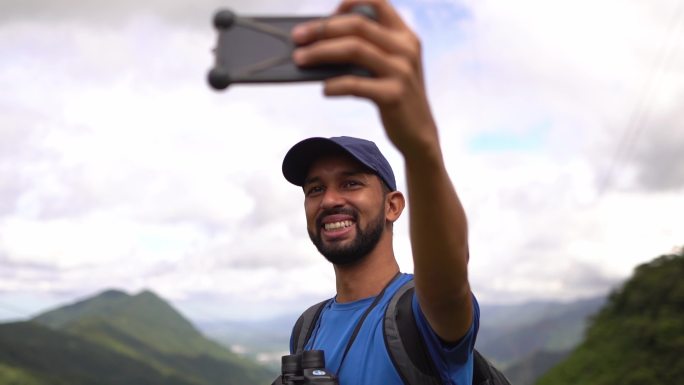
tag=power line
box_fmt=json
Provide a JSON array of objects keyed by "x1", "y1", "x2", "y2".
[{"x1": 597, "y1": 0, "x2": 684, "y2": 196}]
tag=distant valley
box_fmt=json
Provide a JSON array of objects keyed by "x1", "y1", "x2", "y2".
[
  {"x1": 0, "y1": 286, "x2": 606, "y2": 385},
  {"x1": 198, "y1": 294, "x2": 607, "y2": 384}
]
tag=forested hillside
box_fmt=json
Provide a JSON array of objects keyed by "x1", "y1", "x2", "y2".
[
  {"x1": 537, "y1": 248, "x2": 684, "y2": 385},
  {"x1": 0, "y1": 289, "x2": 275, "y2": 385},
  {"x1": 0, "y1": 321, "x2": 192, "y2": 385}
]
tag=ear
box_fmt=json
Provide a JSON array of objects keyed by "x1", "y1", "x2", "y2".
[{"x1": 385, "y1": 191, "x2": 405, "y2": 223}]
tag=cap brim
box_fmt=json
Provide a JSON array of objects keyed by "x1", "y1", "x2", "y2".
[{"x1": 282, "y1": 137, "x2": 351, "y2": 187}]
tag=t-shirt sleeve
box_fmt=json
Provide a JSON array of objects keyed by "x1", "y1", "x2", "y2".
[{"x1": 412, "y1": 292, "x2": 480, "y2": 382}]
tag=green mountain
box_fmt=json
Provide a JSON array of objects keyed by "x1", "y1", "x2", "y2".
[
  {"x1": 34, "y1": 289, "x2": 240, "y2": 361},
  {"x1": 0, "y1": 321, "x2": 191, "y2": 385},
  {"x1": 0, "y1": 289, "x2": 276, "y2": 385},
  {"x1": 537, "y1": 248, "x2": 684, "y2": 385}
]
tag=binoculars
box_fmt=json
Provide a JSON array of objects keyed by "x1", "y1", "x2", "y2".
[{"x1": 273, "y1": 350, "x2": 338, "y2": 385}]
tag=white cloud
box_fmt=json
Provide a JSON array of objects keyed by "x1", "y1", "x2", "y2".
[
  {"x1": 0, "y1": 0, "x2": 682, "y2": 321},
  {"x1": 416, "y1": 0, "x2": 684, "y2": 303},
  {"x1": 0, "y1": 0, "x2": 341, "y2": 26}
]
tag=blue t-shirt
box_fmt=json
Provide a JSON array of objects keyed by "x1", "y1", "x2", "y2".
[{"x1": 291, "y1": 273, "x2": 480, "y2": 385}]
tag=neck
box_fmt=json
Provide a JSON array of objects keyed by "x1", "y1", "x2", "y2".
[{"x1": 333, "y1": 242, "x2": 400, "y2": 303}]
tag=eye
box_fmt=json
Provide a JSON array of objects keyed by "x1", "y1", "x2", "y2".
[
  {"x1": 305, "y1": 185, "x2": 324, "y2": 196},
  {"x1": 342, "y1": 180, "x2": 362, "y2": 189}
]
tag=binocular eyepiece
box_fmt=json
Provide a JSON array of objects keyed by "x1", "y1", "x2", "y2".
[{"x1": 276, "y1": 350, "x2": 338, "y2": 385}]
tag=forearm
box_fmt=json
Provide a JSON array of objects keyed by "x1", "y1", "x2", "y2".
[{"x1": 402, "y1": 134, "x2": 472, "y2": 342}]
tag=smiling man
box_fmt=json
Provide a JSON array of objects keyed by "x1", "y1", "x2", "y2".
[{"x1": 278, "y1": 0, "x2": 476, "y2": 384}]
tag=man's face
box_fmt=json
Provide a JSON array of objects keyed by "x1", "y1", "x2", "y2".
[{"x1": 303, "y1": 154, "x2": 387, "y2": 266}]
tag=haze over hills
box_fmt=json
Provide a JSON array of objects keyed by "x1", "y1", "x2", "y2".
[
  {"x1": 199, "y1": 314, "x2": 296, "y2": 370},
  {"x1": 197, "y1": 293, "x2": 608, "y2": 382},
  {"x1": 0, "y1": 289, "x2": 276, "y2": 385},
  {"x1": 504, "y1": 349, "x2": 572, "y2": 385},
  {"x1": 0, "y1": 282, "x2": 614, "y2": 385},
  {"x1": 477, "y1": 296, "x2": 606, "y2": 367},
  {"x1": 474, "y1": 296, "x2": 606, "y2": 385},
  {"x1": 10, "y1": 245, "x2": 680, "y2": 385}
]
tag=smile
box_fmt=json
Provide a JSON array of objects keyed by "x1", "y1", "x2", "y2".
[{"x1": 323, "y1": 220, "x2": 354, "y2": 231}]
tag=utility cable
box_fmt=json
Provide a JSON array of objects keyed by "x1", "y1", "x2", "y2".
[{"x1": 597, "y1": 0, "x2": 684, "y2": 196}]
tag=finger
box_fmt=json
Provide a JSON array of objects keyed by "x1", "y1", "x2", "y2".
[
  {"x1": 291, "y1": 17, "x2": 331, "y2": 46},
  {"x1": 292, "y1": 14, "x2": 419, "y2": 59},
  {"x1": 335, "y1": 0, "x2": 408, "y2": 30},
  {"x1": 293, "y1": 37, "x2": 405, "y2": 78},
  {"x1": 323, "y1": 75, "x2": 404, "y2": 106}
]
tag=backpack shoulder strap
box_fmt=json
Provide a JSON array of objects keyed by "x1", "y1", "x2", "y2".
[
  {"x1": 384, "y1": 280, "x2": 443, "y2": 385},
  {"x1": 291, "y1": 299, "x2": 330, "y2": 354},
  {"x1": 384, "y1": 279, "x2": 513, "y2": 385},
  {"x1": 472, "y1": 350, "x2": 513, "y2": 385}
]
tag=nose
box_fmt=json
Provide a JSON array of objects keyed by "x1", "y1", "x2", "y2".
[{"x1": 320, "y1": 187, "x2": 345, "y2": 209}]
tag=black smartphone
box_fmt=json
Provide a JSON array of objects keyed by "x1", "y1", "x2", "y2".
[{"x1": 207, "y1": 7, "x2": 376, "y2": 90}]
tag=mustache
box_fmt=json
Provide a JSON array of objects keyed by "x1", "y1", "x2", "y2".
[{"x1": 315, "y1": 207, "x2": 358, "y2": 229}]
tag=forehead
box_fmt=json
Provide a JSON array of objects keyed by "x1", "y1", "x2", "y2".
[{"x1": 305, "y1": 153, "x2": 374, "y2": 182}]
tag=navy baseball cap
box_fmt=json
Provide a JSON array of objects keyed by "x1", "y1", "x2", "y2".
[{"x1": 282, "y1": 136, "x2": 397, "y2": 191}]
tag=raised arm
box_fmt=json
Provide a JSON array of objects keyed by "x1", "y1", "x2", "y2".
[{"x1": 291, "y1": 0, "x2": 472, "y2": 342}]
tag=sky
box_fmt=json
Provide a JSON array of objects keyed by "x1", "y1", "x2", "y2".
[{"x1": 0, "y1": 0, "x2": 682, "y2": 322}]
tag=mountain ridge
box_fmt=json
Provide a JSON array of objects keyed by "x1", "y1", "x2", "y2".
[
  {"x1": 1, "y1": 288, "x2": 276, "y2": 385},
  {"x1": 537, "y1": 248, "x2": 684, "y2": 385}
]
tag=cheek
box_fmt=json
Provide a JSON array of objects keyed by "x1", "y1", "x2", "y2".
[{"x1": 304, "y1": 201, "x2": 318, "y2": 227}]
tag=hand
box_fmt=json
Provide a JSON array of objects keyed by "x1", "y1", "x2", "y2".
[{"x1": 291, "y1": 0, "x2": 440, "y2": 158}]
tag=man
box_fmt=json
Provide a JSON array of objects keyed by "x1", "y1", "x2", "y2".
[{"x1": 280, "y1": 0, "x2": 476, "y2": 383}]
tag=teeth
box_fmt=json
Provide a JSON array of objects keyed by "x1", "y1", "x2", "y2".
[{"x1": 324, "y1": 220, "x2": 353, "y2": 231}]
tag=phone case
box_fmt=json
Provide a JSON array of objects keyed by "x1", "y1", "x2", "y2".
[{"x1": 207, "y1": 9, "x2": 374, "y2": 90}]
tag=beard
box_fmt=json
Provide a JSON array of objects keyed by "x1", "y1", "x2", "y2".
[{"x1": 308, "y1": 206, "x2": 385, "y2": 266}]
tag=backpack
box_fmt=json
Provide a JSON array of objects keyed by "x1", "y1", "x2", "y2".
[{"x1": 291, "y1": 280, "x2": 512, "y2": 385}]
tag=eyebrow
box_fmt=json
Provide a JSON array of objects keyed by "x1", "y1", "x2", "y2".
[{"x1": 303, "y1": 169, "x2": 371, "y2": 186}]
